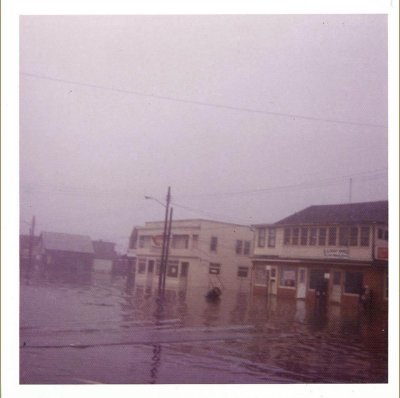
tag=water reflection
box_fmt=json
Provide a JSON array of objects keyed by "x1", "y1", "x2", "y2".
[{"x1": 20, "y1": 265, "x2": 388, "y2": 384}]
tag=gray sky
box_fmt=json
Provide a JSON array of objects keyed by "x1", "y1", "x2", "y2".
[{"x1": 20, "y1": 15, "x2": 388, "y2": 252}]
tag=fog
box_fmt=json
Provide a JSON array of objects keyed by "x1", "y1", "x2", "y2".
[{"x1": 19, "y1": 15, "x2": 388, "y2": 252}]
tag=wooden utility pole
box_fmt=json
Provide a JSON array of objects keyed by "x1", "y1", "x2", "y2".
[
  {"x1": 161, "y1": 207, "x2": 173, "y2": 293},
  {"x1": 158, "y1": 187, "x2": 171, "y2": 294}
]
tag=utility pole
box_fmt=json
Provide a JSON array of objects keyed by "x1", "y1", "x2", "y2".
[
  {"x1": 161, "y1": 207, "x2": 173, "y2": 293},
  {"x1": 28, "y1": 216, "x2": 36, "y2": 267},
  {"x1": 158, "y1": 187, "x2": 171, "y2": 295}
]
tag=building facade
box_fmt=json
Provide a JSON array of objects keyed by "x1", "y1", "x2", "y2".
[
  {"x1": 252, "y1": 201, "x2": 388, "y2": 309},
  {"x1": 39, "y1": 232, "x2": 95, "y2": 269},
  {"x1": 92, "y1": 240, "x2": 118, "y2": 272},
  {"x1": 128, "y1": 219, "x2": 254, "y2": 293}
]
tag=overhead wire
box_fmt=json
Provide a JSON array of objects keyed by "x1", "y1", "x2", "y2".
[{"x1": 20, "y1": 72, "x2": 387, "y2": 129}]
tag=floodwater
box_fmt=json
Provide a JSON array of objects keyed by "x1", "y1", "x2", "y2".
[{"x1": 20, "y1": 265, "x2": 388, "y2": 384}]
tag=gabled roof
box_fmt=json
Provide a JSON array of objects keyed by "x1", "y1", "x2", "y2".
[
  {"x1": 41, "y1": 232, "x2": 94, "y2": 254},
  {"x1": 274, "y1": 200, "x2": 388, "y2": 226},
  {"x1": 92, "y1": 240, "x2": 117, "y2": 259}
]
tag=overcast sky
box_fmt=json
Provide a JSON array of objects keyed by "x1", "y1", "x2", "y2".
[{"x1": 19, "y1": 14, "x2": 388, "y2": 252}]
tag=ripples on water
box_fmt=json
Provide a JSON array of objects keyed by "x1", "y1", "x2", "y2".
[{"x1": 20, "y1": 265, "x2": 388, "y2": 384}]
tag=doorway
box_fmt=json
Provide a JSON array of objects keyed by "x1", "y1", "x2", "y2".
[
  {"x1": 330, "y1": 270, "x2": 342, "y2": 303},
  {"x1": 296, "y1": 267, "x2": 307, "y2": 299}
]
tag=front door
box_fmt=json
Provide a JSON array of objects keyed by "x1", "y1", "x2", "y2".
[
  {"x1": 269, "y1": 266, "x2": 278, "y2": 295},
  {"x1": 330, "y1": 270, "x2": 342, "y2": 303},
  {"x1": 296, "y1": 268, "x2": 307, "y2": 299}
]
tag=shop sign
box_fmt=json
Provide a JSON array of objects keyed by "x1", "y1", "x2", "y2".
[{"x1": 324, "y1": 248, "x2": 349, "y2": 258}]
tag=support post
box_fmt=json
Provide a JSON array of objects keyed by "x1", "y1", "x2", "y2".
[
  {"x1": 158, "y1": 187, "x2": 171, "y2": 294},
  {"x1": 162, "y1": 207, "x2": 173, "y2": 293}
]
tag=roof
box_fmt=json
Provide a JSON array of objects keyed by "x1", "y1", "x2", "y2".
[
  {"x1": 273, "y1": 200, "x2": 388, "y2": 226},
  {"x1": 92, "y1": 240, "x2": 117, "y2": 259},
  {"x1": 40, "y1": 232, "x2": 94, "y2": 254}
]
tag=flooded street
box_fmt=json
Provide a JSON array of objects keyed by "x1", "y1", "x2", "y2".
[{"x1": 20, "y1": 266, "x2": 387, "y2": 384}]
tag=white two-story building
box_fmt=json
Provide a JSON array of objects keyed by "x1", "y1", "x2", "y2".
[
  {"x1": 252, "y1": 201, "x2": 388, "y2": 309},
  {"x1": 128, "y1": 219, "x2": 254, "y2": 294}
]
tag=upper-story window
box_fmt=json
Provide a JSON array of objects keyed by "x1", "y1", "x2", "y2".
[
  {"x1": 378, "y1": 228, "x2": 388, "y2": 241},
  {"x1": 360, "y1": 227, "x2": 370, "y2": 247},
  {"x1": 236, "y1": 240, "x2": 243, "y2": 254},
  {"x1": 328, "y1": 227, "x2": 337, "y2": 246},
  {"x1": 318, "y1": 228, "x2": 327, "y2": 245},
  {"x1": 292, "y1": 228, "x2": 299, "y2": 245},
  {"x1": 309, "y1": 227, "x2": 317, "y2": 245},
  {"x1": 284, "y1": 228, "x2": 291, "y2": 245},
  {"x1": 243, "y1": 241, "x2": 251, "y2": 255},
  {"x1": 268, "y1": 228, "x2": 276, "y2": 248},
  {"x1": 339, "y1": 227, "x2": 349, "y2": 246},
  {"x1": 171, "y1": 234, "x2": 189, "y2": 249},
  {"x1": 210, "y1": 236, "x2": 218, "y2": 252},
  {"x1": 138, "y1": 235, "x2": 152, "y2": 248},
  {"x1": 258, "y1": 228, "x2": 266, "y2": 248},
  {"x1": 349, "y1": 227, "x2": 358, "y2": 246},
  {"x1": 192, "y1": 234, "x2": 199, "y2": 249},
  {"x1": 300, "y1": 227, "x2": 308, "y2": 245}
]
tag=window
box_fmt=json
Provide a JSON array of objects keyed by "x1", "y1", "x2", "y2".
[
  {"x1": 192, "y1": 235, "x2": 199, "y2": 249},
  {"x1": 258, "y1": 228, "x2": 266, "y2": 247},
  {"x1": 268, "y1": 228, "x2": 276, "y2": 248},
  {"x1": 309, "y1": 269, "x2": 325, "y2": 290},
  {"x1": 180, "y1": 262, "x2": 189, "y2": 277},
  {"x1": 300, "y1": 227, "x2": 308, "y2": 245},
  {"x1": 254, "y1": 266, "x2": 267, "y2": 285},
  {"x1": 378, "y1": 228, "x2": 388, "y2": 241},
  {"x1": 292, "y1": 228, "x2": 299, "y2": 245},
  {"x1": 339, "y1": 227, "x2": 349, "y2": 246},
  {"x1": 279, "y1": 267, "x2": 297, "y2": 287},
  {"x1": 349, "y1": 227, "x2": 358, "y2": 246},
  {"x1": 138, "y1": 235, "x2": 152, "y2": 248},
  {"x1": 148, "y1": 260, "x2": 154, "y2": 273},
  {"x1": 243, "y1": 241, "x2": 251, "y2": 255},
  {"x1": 237, "y1": 266, "x2": 249, "y2": 278},
  {"x1": 155, "y1": 260, "x2": 161, "y2": 275},
  {"x1": 138, "y1": 258, "x2": 146, "y2": 274},
  {"x1": 172, "y1": 234, "x2": 189, "y2": 249},
  {"x1": 210, "y1": 236, "x2": 218, "y2": 252},
  {"x1": 309, "y1": 228, "x2": 317, "y2": 245},
  {"x1": 167, "y1": 261, "x2": 179, "y2": 278},
  {"x1": 284, "y1": 228, "x2": 291, "y2": 245},
  {"x1": 209, "y1": 263, "x2": 221, "y2": 275},
  {"x1": 235, "y1": 240, "x2": 243, "y2": 255},
  {"x1": 318, "y1": 228, "x2": 327, "y2": 246},
  {"x1": 360, "y1": 227, "x2": 370, "y2": 247},
  {"x1": 328, "y1": 227, "x2": 337, "y2": 246},
  {"x1": 344, "y1": 271, "x2": 363, "y2": 294}
]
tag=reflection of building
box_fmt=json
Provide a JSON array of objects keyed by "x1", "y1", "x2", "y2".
[
  {"x1": 128, "y1": 219, "x2": 254, "y2": 291},
  {"x1": 92, "y1": 240, "x2": 117, "y2": 272},
  {"x1": 39, "y1": 232, "x2": 94, "y2": 269},
  {"x1": 252, "y1": 201, "x2": 388, "y2": 309}
]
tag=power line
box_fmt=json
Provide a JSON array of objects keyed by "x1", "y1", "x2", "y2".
[
  {"x1": 174, "y1": 169, "x2": 388, "y2": 200},
  {"x1": 20, "y1": 72, "x2": 387, "y2": 129}
]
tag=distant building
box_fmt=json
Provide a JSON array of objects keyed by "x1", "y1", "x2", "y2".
[
  {"x1": 92, "y1": 240, "x2": 117, "y2": 272},
  {"x1": 20, "y1": 234, "x2": 40, "y2": 265},
  {"x1": 252, "y1": 200, "x2": 388, "y2": 309},
  {"x1": 39, "y1": 232, "x2": 94, "y2": 269},
  {"x1": 128, "y1": 219, "x2": 254, "y2": 292}
]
